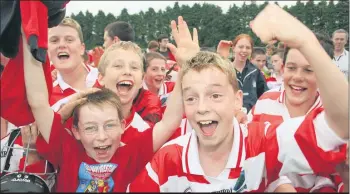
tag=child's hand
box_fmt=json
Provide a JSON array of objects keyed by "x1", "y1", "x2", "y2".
[
  {"x1": 217, "y1": 40, "x2": 232, "y2": 59},
  {"x1": 57, "y1": 88, "x2": 100, "y2": 124},
  {"x1": 250, "y1": 3, "x2": 316, "y2": 49},
  {"x1": 167, "y1": 16, "x2": 199, "y2": 67}
]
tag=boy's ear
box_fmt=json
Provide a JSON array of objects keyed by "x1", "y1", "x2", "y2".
[
  {"x1": 98, "y1": 73, "x2": 105, "y2": 86},
  {"x1": 234, "y1": 90, "x2": 244, "y2": 111},
  {"x1": 72, "y1": 126, "x2": 81, "y2": 140},
  {"x1": 113, "y1": 36, "x2": 120, "y2": 44}
]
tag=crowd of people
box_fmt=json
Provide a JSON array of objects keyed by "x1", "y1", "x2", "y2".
[{"x1": 0, "y1": 1, "x2": 349, "y2": 193}]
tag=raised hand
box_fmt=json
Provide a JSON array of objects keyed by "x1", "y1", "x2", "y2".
[
  {"x1": 250, "y1": 3, "x2": 316, "y2": 49},
  {"x1": 217, "y1": 40, "x2": 233, "y2": 59},
  {"x1": 57, "y1": 88, "x2": 100, "y2": 124},
  {"x1": 91, "y1": 46, "x2": 104, "y2": 67},
  {"x1": 167, "y1": 16, "x2": 199, "y2": 67}
]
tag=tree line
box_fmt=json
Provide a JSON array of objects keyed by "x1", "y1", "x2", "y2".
[{"x1": 70, "y1": 0, "x2": 349, "y2": 50}]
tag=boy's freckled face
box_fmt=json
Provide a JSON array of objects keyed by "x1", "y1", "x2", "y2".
[
  {"x1": 182, "y1": 67, "x2": 242, "y2": 149},
  {"x1": 73, "y1": 103, "x2": 124, "y2": 163}
]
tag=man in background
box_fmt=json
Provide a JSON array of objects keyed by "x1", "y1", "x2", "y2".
[{"x1": 332, "y1": 29, "x2": 348, "y2": 78}]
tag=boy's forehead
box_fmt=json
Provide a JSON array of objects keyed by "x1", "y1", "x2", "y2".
[
  {"x1": 182, "y1": 68, "x2": 228, "y2": 90},
  {"x1": 106, "y1": 49, "x2": 141, "y2": 63},
  {"x1": 49, "y1": 25, "x2": 78, "y2": 37},
  {"x1": 253, "y1": 54, "x2": 267, "y2": 59}
]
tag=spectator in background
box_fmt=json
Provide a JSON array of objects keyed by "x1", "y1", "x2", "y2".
[
  {"x1": 217, "y1": 34, "x2": 268, "y2": 113},
  {"x1": 157, "y1": 34, "x2": 176, "y2": 61},
  {"x1": 143, "y1": 52, "x2": 175, "y2": 111},
  {"x1": 332, "y1": 29, "x2": 349, "y2": 78},
  {"x1": 91, "y1": 21, "x2": 135, "y2": 67},
  {"x1": 267, "y1": 49, "x2": 284, "y2": 90},
  {"x1": 265, "y1": 43, "x2": 276, "y2": 69},
  {"x1": 146, "y1": 40, "x2": 159, "y2": 53},
  {"x1": 103, "y1": 21, "x2": 135, "y2": 48},
  {"x1": 251, "y1": 48, "x2": 270, "y2": 80}
]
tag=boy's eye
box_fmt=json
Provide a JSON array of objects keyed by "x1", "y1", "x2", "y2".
[
  {"x1": 212, "y1": 94, "x2": 222, "y2": 99},
  {"x1": 84, "y1": 126, "x2": 97, "y2": 133},
  {"x1": 186, "y1": 97, "x2": 195, "y2": 102}
]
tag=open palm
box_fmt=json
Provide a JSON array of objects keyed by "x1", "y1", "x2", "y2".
[{"x1": 167, "y1": 16, "x2": 200, "y2": 67}]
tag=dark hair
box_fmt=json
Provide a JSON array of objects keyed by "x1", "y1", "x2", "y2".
[
  {"x1": 72, "y1": 88, "x2": 124, "y2": 128},
  {"x1": 251, "y1": 48, "x2": 266, "y2": 59},
  {"x1": 104, "y1": 21, "x2": 135, "y2": 42},
  {"x1": 283, "y1": 32, "x2": 334, "y2": 64},
  {"x1": 157, "y1": 34, "x2": 169, "y2": 43}
]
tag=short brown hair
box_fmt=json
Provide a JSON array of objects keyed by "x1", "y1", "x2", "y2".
[
  {"x1": 98, "y1": 41, "x2": 144, "y2": 75},
  {"x1": 145, "y1": 52, "x2": 166, "y2": 70},
  {"x1": 72, "y1": 88, "x2": 123, "y2": 128},
  {"x1": 59, "y1": 17, "x2": 84, "y2": 43},
  {"x1": 182, "y1": 51, "x2": 239, "y2": 92},
  {"x1": 148, "y1": 41, "x2": 159, "y2": 50}
]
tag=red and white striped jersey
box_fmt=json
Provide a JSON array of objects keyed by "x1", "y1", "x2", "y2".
[
  {"x1": 121, "y1": 107, "x2": 151, "y2": 144},
  {"x1": 247, "y1": 88, "x2": 322, "y2": 124},
  {"x1": 50, "y1": 64, "x2": 99, "y2": 111},
  {"x1": 248, "y1": 89, "x2": 346, "y2": 192},
  {"x1": 127, "y1": 118, "x2": 268, "y2": 192}
]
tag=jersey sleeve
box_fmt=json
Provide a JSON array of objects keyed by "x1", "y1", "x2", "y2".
[
  {"x1": 127, "y1": 161, "x2": 161, "y2": 192},
  {"x1": 294, "y1": 107, "x2": 347, "y2": 174},
  {"x1": 133, "y1": 89, "x2": 162, "y2": 127},
  {"x1": 35, "y1": 112, "x2": 65, "y2": 168}
]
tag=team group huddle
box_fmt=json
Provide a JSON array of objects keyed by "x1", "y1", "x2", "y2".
[{"x1": 0, "y1": 2, "x2": 349, "y2": 193}]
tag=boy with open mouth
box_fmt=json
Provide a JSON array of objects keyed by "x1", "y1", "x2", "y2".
[
  {"x1": 128, "y1": 4, "x2": 348, "y2": 192},
  {"x1": 22, "y1": 28, "x2": 184, "y2": 192}
]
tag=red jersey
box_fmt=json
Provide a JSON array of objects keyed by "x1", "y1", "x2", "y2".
[
  {"x1": 142, "y1": 81, "x2": 175, "y2": 113},
  {"x1": 132, "y1": 88, "x2": 162, "y2": 127},
  {"x1": 248, "y1": 89, "x2": 346, "y2": 192},
  {"x1": 121, "y1": 107, "x2": 152, "y2": 144},
  {"x1": 36, "y1": 113, "x2": 154, "y2": 192},
  {"x1": 128, "y1": 118, "x2": 268, "y2": 192}
]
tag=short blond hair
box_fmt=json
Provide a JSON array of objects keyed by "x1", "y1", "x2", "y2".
[
  {"x1": 98, "y1": 41, "x2": 144, "y2": 75},
  {"x1": 59, "y1": 17, "x2": 84, "y2": 43},
  {"x1": 182, "y1": 51, "x2": 239, "y2": 92}
]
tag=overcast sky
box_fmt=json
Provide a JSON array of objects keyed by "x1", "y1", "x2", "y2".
[{"x1": 66, "y1": 1, "x2": 300, "y2": 16}]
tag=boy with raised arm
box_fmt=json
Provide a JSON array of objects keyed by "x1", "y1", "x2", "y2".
[
  {"x1": 23, "y1": 25, "x2": 184, "y2": 192},
  {"x1": 128, "y1": 5, "x2": 348, "y2": 192}
]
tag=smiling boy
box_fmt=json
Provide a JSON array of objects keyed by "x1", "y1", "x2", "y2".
[{"x1": 22, "y1": 28, "x2": 184, "y2": 192}]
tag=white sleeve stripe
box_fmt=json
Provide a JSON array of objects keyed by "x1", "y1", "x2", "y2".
[
  {"x1": 309, "y1": 176, "x2": 336, "y2": 192},
  {"x1": 265, "y1": 175, "x2": 292, "y2": 192},
  {"x1": 146, "y1": 163, "x2": 159, "y2": 184},
  {"x1": 314, "y1": 111, "x2": 348, "y2": 151}
]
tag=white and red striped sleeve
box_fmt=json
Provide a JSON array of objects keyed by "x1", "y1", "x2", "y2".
[{"x1": 294, "y1": 107, "x2": 347, "y2": 174}]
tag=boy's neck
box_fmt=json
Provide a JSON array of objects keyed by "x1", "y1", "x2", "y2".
[
  {"x1": 285, "y1": 94, "x2": 318, "y2": 118},
  {"x1": 198, "y1": 125, "x2": 234, "y2": 177},
  {"x1": 59, "y1": 63, "x2": 88, "y2": 91},
  {"x1": 121, "y1": 102, "x2": 133, "y2": 120},
  {"x1": 159, "y1": 47, "x2": 167, "y2": 52},
  {"x1": 146, "y1": 82, "x2": 159, "y2": 95}
]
